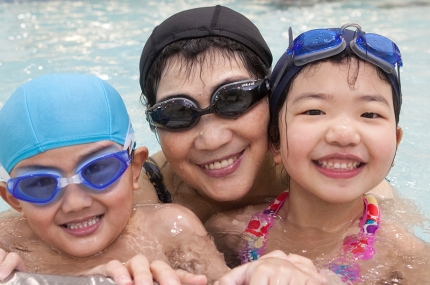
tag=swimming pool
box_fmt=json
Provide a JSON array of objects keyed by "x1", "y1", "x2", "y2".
[{"x1": 0, "y1": 0, "x2": 429, "y2": 242}]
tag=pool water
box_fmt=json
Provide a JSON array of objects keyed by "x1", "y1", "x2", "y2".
[{"x1": 0, "y1": 0, "x2": 429, "y2": 241}]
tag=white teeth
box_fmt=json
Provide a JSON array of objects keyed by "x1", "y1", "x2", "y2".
[
  {"x1": 65, "y1": 216, "x2": 101, "y2": 230},
  {"x1": 204, "y1": 156, "x2": 238, "y2": 170},
  {"x1": 317, "y1": 160, "x2": 360, "y2": 170}
]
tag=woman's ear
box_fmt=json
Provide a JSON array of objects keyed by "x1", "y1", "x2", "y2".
[
  {"x1": 0, "y1": 182, "x2": 23, "y2": 213},
  {"x1": 131, "y1": 147, "x2": 149, "y2": 190},
  {"x1": 396, "y1": 126, "x2": 403, "y2": 147}
]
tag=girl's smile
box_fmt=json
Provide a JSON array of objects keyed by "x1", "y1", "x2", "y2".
[{"x1": 274, "y1": 59, "x2": 402, "y2": 205}]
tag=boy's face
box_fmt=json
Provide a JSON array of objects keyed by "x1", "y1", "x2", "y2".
[
  {"x1": 1, "y1": 141, "x2": 146, "y2": 257},
  {"x1": 274, "y1": 59, "x2": 402, "y2": 203}
]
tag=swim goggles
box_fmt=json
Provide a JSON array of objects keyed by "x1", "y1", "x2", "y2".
[
  {"x1": 271, "y1": 23, "x2": 403, "y2": 111},
  {"x1": 145, "y1": 78, "x2": 270, "y2": 131},
  {"x1": 0, "y1": 123, "x2": 136, "y2": 205}
]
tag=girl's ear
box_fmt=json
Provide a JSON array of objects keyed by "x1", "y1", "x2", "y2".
[
  {"x1": 131, "y1": 147, "x2": 149, "y2": 190},
  {"x1": 270, "y1": 144, "x2": 282, "y2": 165},
  {"x1": 396, "y1": 126, "x2": 403, "y2": 147},
  {"x1": 0, "y1": 182, "x2": 23, "y2": 213}
]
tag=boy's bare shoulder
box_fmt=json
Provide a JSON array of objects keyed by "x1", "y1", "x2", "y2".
[
  {"x1": 133, "y1": 203, "x2": 207, "y2": 234},
  {"x1": 0, "y1": 213, "x2": 42, "y2": 250}
]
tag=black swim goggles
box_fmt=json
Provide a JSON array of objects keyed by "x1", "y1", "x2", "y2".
[
  {"x1": 270, "y1": 23, "x2": 403, "y2": 113},
  {"x1": 146, "y1": 79, "x2": 270, "y2": 132}
]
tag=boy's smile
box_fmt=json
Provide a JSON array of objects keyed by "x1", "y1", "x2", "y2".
[
  {"x1": 8, "y1": 141, "x2": 136, "y2": 257},
  {"x1": 274, "y1": 59, "x2": 402, "y2": 205}
]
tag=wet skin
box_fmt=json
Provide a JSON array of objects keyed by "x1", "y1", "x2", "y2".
[{"x1": 134, "y1": 52, "x2": 285, "y2": 222}]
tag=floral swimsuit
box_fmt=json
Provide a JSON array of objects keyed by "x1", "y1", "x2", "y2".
[{"x1": 239, "y1": 191, "x2": 380, "y2": 283}]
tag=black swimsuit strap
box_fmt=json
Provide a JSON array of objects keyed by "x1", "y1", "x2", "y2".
[{"x1": 142, "y1": 157, "x2": 172, "y2": 203}]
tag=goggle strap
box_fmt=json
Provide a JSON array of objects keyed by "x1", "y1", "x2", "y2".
[
  {"x1": 0, "y1": 164, "x2": 10, "y2": 183},
  {"x1": 123, "y1": 118, "x2": 135, "y2": 155},
  {"x1": 272, "y1": 27, "x2": 294, "y2": 97},
  {"x1": 288, "y1": 26, "x2": 293, "y2": 50}
]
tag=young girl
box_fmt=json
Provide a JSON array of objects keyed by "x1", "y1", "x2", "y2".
[{"x1": 207, "y1": 24, "x2": 430, "y2": 284}]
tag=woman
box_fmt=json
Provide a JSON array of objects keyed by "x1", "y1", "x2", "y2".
[{"x1": 135, "y1": 5, "x2": 393, "y2": 223}]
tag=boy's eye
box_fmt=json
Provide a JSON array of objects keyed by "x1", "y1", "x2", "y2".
[
  {"x1": 361, "y1": 112, "x2": 380, "y2": 119},
  {"x1": 31, "y1": 177, "x2": 56, "y2": 188},
  {"x1": 84, "y1": 161, "x2": 107, "y2": 175},
  {"x1": 304, "y1": 109, "x2": 325, "y2": 115}
]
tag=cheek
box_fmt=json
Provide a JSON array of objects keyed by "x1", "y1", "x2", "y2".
[
  {"x1": 158, "y1": 132, "x2": 192, "y2": 162},
  {"x1": 22, "y1": 205, "x2": 57, "y2": 238},
  {"x1": 240, "y1": 100, "x2": 270, "y2": 140},
  {"x1": 368, "y1": 130, "x2": 398, "y2": 165}
]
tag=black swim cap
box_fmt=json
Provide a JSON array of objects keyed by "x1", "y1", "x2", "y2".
[{"x1": 139, "y1": 5, "x2": 272, "y2": 94}]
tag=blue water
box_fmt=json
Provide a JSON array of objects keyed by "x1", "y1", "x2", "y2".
[{"x1": 0, "y1": 0, "x2": 429, "y2": 241}]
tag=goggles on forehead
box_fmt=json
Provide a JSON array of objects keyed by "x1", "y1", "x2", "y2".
[
  {"x1": 271, "y1": 23, "x2": 403, "y2": 112},
  {"x1": 145, "y1": 78, "x2": 270, "y2": 132},
  {"x1": 291, "y1": 23, "x2": 402, "y2": 73},
  {"x1": 0, "y1": 122, "x2": 135, "y2": 205}
]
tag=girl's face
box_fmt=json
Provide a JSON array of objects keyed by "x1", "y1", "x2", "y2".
[
  {"x1": 155, "y1": 53, "x2": 270, "y2": 202},
  {"x1": 274, "y1": 60, "x2": 402, "y2": 203},
  {"x1": 7, "y1": 141, "x2": 142, "y2": 257}
]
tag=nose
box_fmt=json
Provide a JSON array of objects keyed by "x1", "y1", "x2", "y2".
[
  {"x1": 325, "y1": 115, "x2": 360, "y2": 147},
  {"x1": 194, "y1": 114, "x2": 233, "y2": 151},
  {"x1": 60, "y1": 184, "x2": 93, "y2": 213}
]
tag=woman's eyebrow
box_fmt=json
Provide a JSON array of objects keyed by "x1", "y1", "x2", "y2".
[{"x1": 211, "y1": 75, "x2": 252, "y2": 93}]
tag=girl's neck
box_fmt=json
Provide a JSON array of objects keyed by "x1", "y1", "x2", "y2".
[{"x1": 278, "y1": 183, "x2": 365, "y2": 234}]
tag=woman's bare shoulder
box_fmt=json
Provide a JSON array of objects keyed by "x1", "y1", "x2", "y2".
[{"x1": 205, "y1": 204, "x2": 268, "y2": 233}]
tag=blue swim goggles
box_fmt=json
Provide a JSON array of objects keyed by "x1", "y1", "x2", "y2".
[
  {"x1": 270, "y1": 23, "x2": 403, "y2": 113},
  {"x1": 0, "y1": 129, "x2": 135, "y2": 205}
]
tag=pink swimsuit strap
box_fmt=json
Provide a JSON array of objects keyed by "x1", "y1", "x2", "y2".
[
  {"x1": 239, "y1": 192, "x2": 380, "y2": 283},
  {"x1": 239, "y1": 191, "x2": 289, "y2": 263}
]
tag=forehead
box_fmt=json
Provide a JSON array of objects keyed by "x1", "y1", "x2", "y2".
[
  {"x1": 11, "y1": 141, "x2": 121, "y2": 175},
  {"x1": 156, "y1": 50, "x2": 251, "y2": 101},
  {"x1": 289, "y1": 60, "x2": 393, "y2": 102}
]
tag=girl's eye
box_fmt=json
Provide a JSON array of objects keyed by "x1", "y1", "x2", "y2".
[
  {"x1": 361, "y1": 112, "x2": 380, "y2": 119},
  {"x1": 304, "y1": 109, "x2": 324, "y2": 115}
]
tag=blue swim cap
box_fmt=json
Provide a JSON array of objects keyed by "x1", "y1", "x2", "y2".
[{"x1": 0, "y1": 74, "x2": 131, "y2": 173}]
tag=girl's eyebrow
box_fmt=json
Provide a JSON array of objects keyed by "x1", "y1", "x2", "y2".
[
  {"x1": 290, "y1": 92, "x2": 390, "y2": 106},
  {"x1": 356, "y1": 94, "x2": 390, "y2": 106},
  {"x1": 289, "y1": 93, "x2": 332, "y2": 105}
]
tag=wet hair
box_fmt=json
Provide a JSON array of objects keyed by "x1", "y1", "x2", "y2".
[
  {"x1": 268, "y1": 49, "x2": 402, "y2": 149},
  {"x1": 140, "y1": 36, "x2": 270, "y2": 108}
]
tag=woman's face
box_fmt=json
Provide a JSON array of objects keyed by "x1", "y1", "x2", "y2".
[{"x1": 155, "y1": 53, "x2": 270, "y2": 202}]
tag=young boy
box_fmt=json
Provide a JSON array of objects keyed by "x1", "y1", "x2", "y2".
[
  {"x1": 0, "y1": 73, "x2": 228, "y2": 285},
  {"x1": 0, "y1": 73, "x2": 328, "y2": 285}
]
